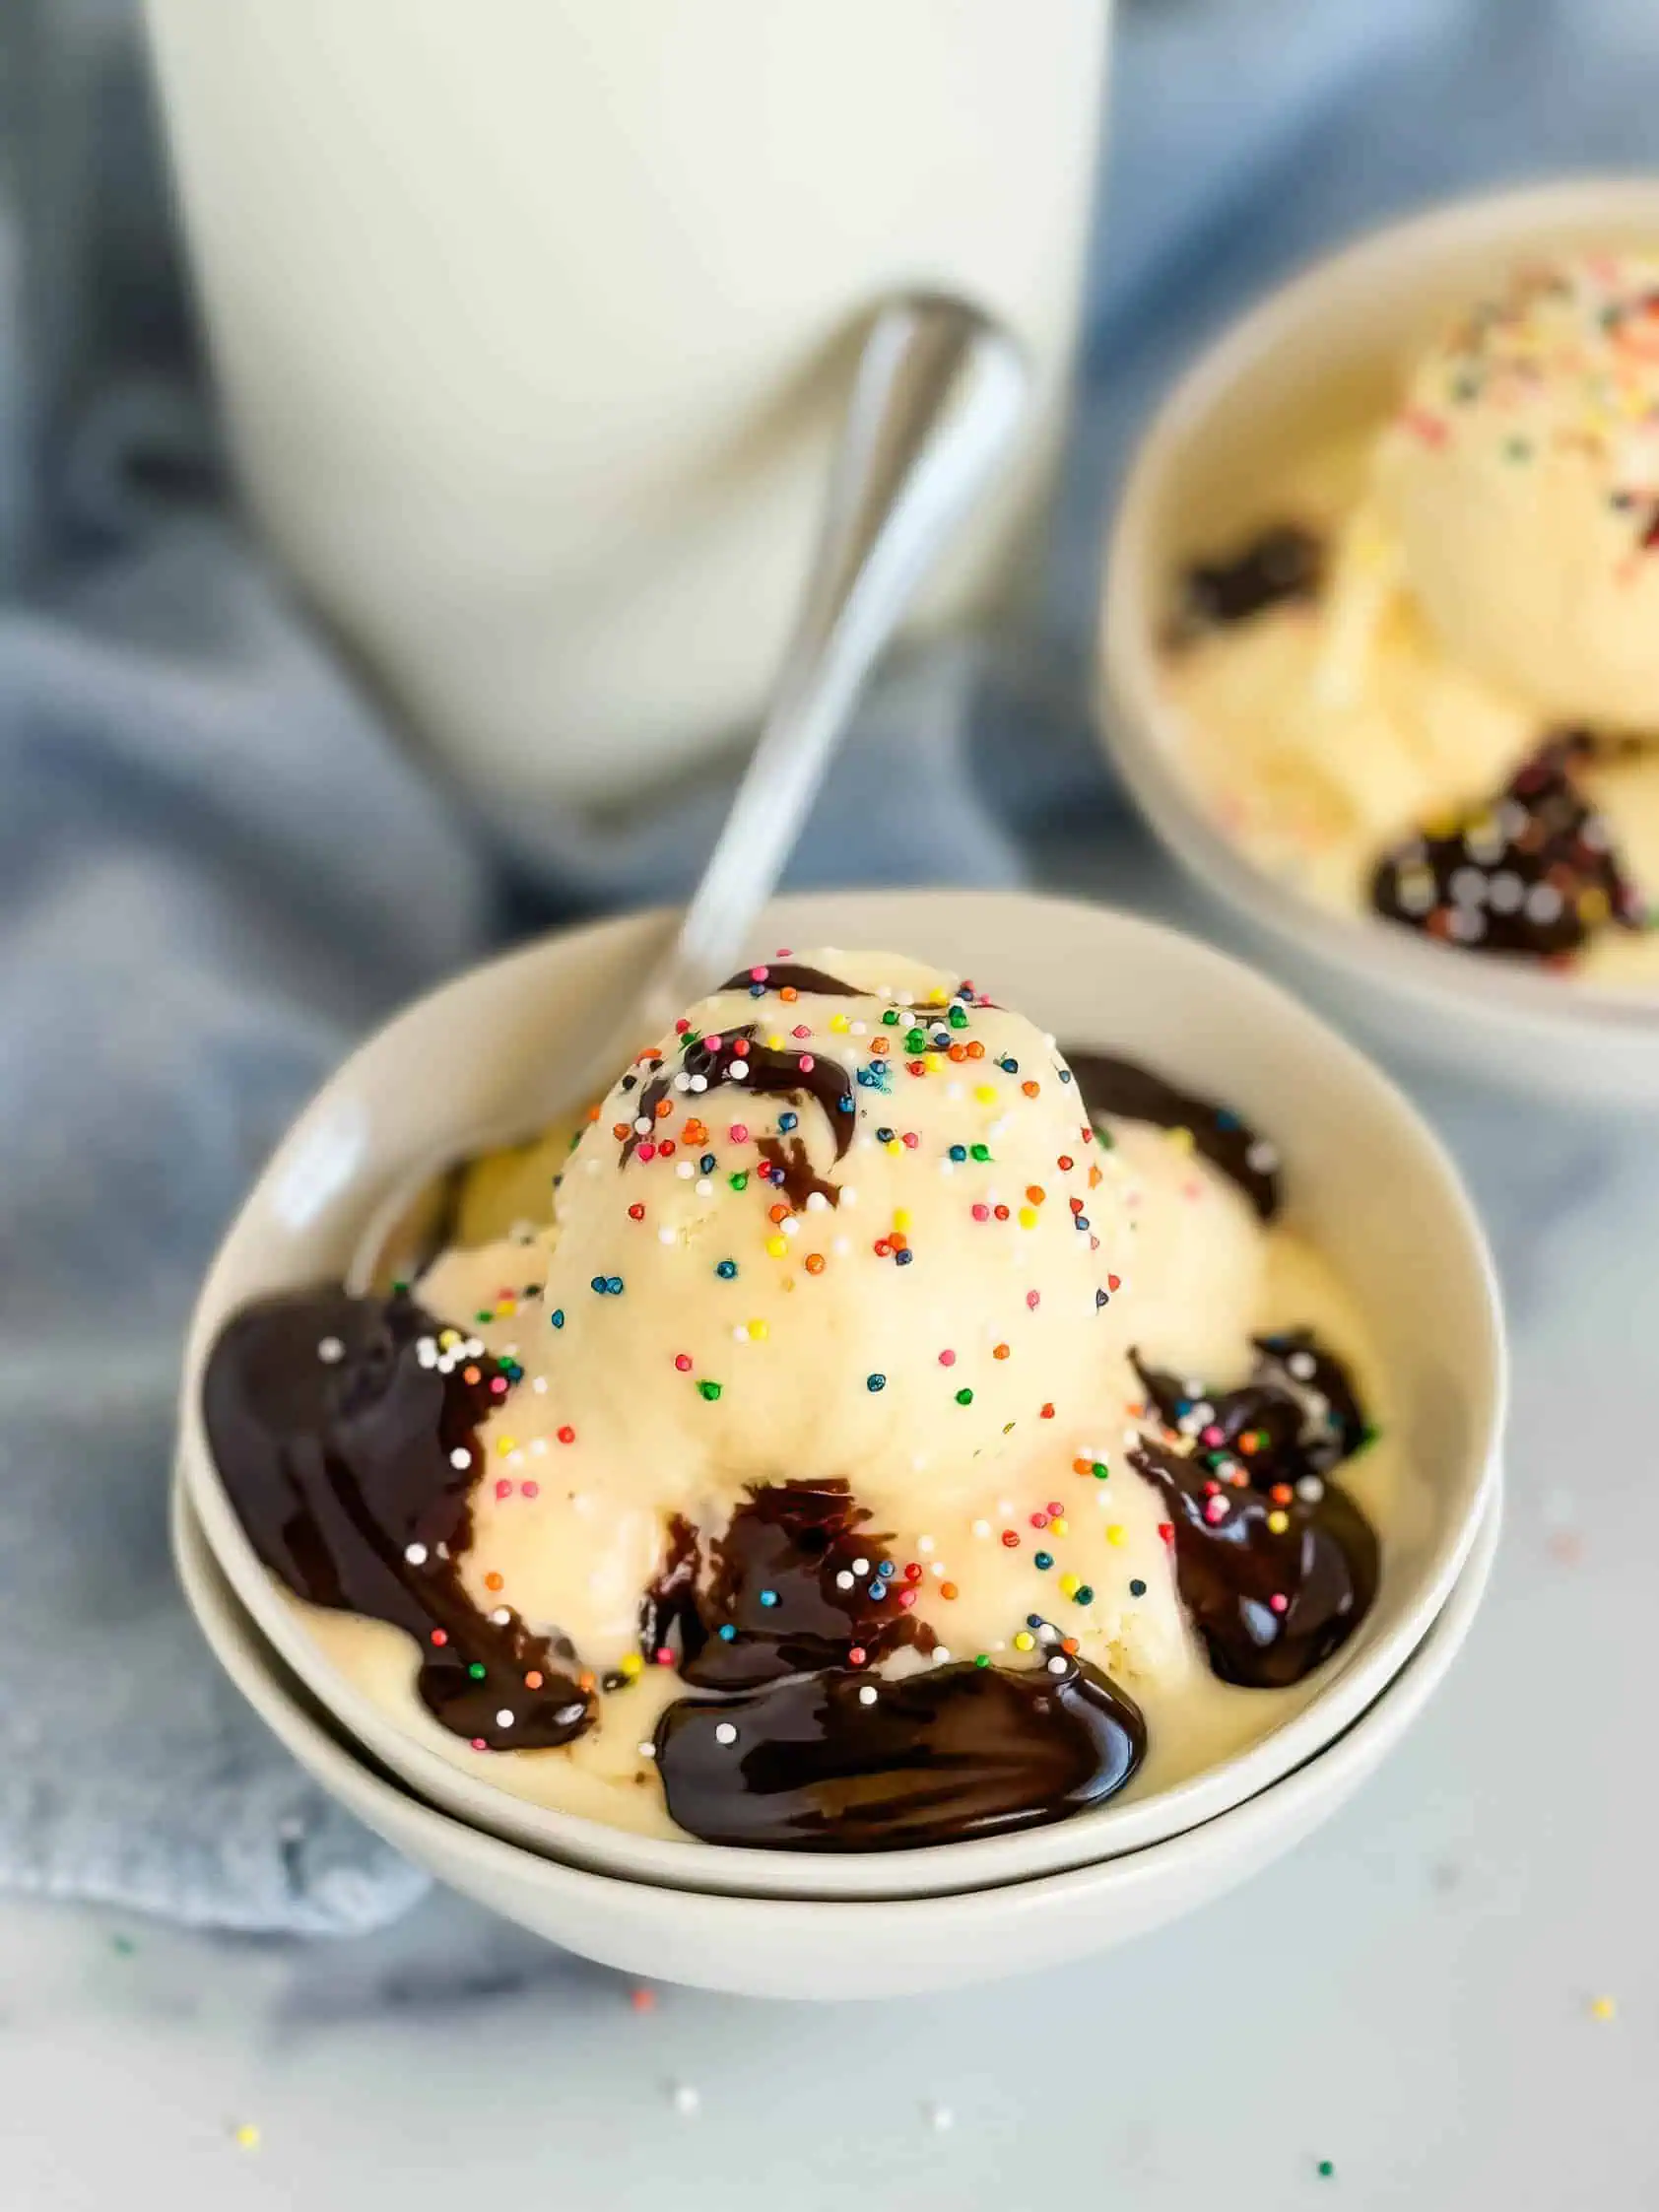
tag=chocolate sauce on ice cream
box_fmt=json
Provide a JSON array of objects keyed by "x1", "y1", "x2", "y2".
[
  {"x1": 1173, "y1": 522, "x2": 1324, "y2": 637},
  {"x1": 1370, "y1": 736, "x2": 1642, "y2": 962},
  {"x1": 202, "y1": 1287, "x2": 595, "y2": 1750},
  {"x1": 1128, "y1": 1330, "x2": 1378, "y2": 1690},
  {"x1": 1069, "y1": 1050, "x2": 1281, "y2": 1219},
  {"x1": 655, "y1": 1654, "x2": 1145, "y2": 1851}
]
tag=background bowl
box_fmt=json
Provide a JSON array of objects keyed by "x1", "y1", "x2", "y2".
[
  {"x1": 1101, "y1": 175, "x2": 1659, "y2": 1106},
  {"x1": 176, "y1": 889, "x2": 1503, "y2": 1900},
  {"x1": 172, "y1": 1473, "x2": 1503, "y2": 2000}
]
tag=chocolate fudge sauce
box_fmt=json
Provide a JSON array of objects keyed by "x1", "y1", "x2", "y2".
[
  {"x1": 201, "y1": 1287, "x2": 594, "y2": 1750},
  {"x1": 655, "y1": 1654, "x2": 1145, "y2": 1851},
  {"x1": 1173, "y1": 522, "x2": 1324, "y2": 637},
  {"x1": 620, "y1": 1027, "x2": 856, "y2": 1171},
  {"x1": 1069, "y1": 1050, "x2": 1281, "y2": 1220},
  {"x1": 1128, "y1": 1329, "x2": 1378, "y2": 1690},
  {"x1": 1371, "y1": 735, "x2": 1641, "y2": 961}
]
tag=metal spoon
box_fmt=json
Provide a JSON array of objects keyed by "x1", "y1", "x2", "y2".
[{"x1": 350, "y1": 292, "x2": 1029, "y2": 1296}]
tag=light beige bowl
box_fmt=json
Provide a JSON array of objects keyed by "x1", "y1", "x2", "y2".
[
  {"x1": 1102, "y1": 176, "x2": 1659, "y2": 1105},
  {"x1": 176, "y1": 889, "x2": 1503, "y2": 1900},
  {"x1": 173, "y1": 1473, "x2": 1503, "y2": 1999}
]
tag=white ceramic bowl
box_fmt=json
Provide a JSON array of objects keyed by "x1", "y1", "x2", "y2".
[
  {"x1": 176, "y1": 889, "x2": 1503, "y2": 1900},
  {"x1": 1102, "y1": 176, "x2": 1659, "y2": 1106},
  {"x1": 173, "y1": 1473, "x2": 1502, "y2": 1999}
]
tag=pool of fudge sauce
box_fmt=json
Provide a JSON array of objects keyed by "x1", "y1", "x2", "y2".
[{"x1": 259, "y1": 1047, "x2": 1396, "y2": 1847}]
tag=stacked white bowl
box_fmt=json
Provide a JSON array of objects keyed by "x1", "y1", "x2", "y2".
[{"x1": 174, "y1": 890, "x2": 1504, "y2": 1997}]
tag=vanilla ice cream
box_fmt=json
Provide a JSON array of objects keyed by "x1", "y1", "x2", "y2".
[{"x1": 205, "y1": 952, "x2": 1391, "y2": 1850}]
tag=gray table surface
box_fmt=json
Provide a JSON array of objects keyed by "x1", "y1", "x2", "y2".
[{"x1": 6, "y1": 840, "x2": 1653, "y2": 2211}]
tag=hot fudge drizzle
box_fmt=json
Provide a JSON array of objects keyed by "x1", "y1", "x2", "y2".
[
  {"x1": 1371, "y1": 734, "x2": 1643, "y2": 961},
  {"x1": 1128, "y1": 1330, "x2": 1378, "y2": 1690},
  {"x1": 654, "y1": 1653, "x2": 1145, "y2": 1852},
  {"x1": 202, "y1": 1287, "x2": 595, "y2": 1750},
  {"x1": 1069, "y1": 1050, "x2": 1281, "y2": 1220}
]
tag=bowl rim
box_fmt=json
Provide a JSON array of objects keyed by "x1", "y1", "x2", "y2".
[
  {"x1": 175, "y1": 887, "x2": 1506, "y2": 1900},
  {"x1": 170, "y1": 1467, "x2": 1504, "y2": 1927},
  {"x1": 1100, "y1": 171, "x2": 1659, "y2": 1040}
]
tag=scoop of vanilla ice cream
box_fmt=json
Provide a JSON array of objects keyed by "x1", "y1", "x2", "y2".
[
  {"x1": 546, "y1": 954, "x2": 1113, "y2": 1506},
  {"x1": 420, "y1": 953, "x2": 1141, "y2": 1672},
  {"x1": 1373, "y1": 251, "x2": 1659, "y2": 731},
  {"x1": 1099, "y1": 1116, "x2": 1264, "y2": 1381}
]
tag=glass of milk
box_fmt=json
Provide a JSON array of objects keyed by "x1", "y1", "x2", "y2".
[{"x1": 144, "y1": 0, "x2": 1110, "y2": 816}]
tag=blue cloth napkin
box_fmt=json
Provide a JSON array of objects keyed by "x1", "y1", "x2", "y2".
[{"x1": 3, "y1": 0, "x2": 1656, "y2": 1934}]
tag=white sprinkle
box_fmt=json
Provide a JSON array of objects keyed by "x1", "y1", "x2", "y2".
[
  {"x1": 840, "y1": 1187, "x2": 858, "y2": 1208},
  {"x1": 713, "y1": 1722, "x2": 738, "y2": 1746},
  {"x1": 1525, "y1": 882, "x2": 1563, "y2": 926},
  {"x1": 1449, "y1": 865, "x2": 1489, "y2": 907},
  {"x1": 404, "y1": 1543, "x2": 429, "y2": 1566},
  {"x1": 930, "y1": 1561, "x2": 946, "y2": 1577},
  {"x1": 851, "y1": 1557, "x2": 870, "y2": 1575},
  {"x1": 449, "y1": 1447, "x2": 472, "y2": 1471},
  {"x1": 532, "y1": 1376, "x2": 548, "y2": 1395},
  {"x1": 932, "y1": 1646, "x2": 953, "y2": 1665},
  {"x1": 671, "y1": 2084, "x2": 701, "y2": 2117},
  {"x1": 658, "y1": 1227, "x2": 677, "y2": 1245},
  {"x1": 1295, "y1": 1475, "x2": 1325, "y2": 1503},
  {"x1": 925, "y1": 2102, "x2": 956, "y2": 2132},
  {"x1": 634, "y1": 1116, "x2": 654, "y2": 1136},
  {"x1": 1288, "y1": 1351, "x2": 1317, "y2": 1381},
  {"x1": 858, "y1": 1685, "x2": 878, "y2": 1707},
  {"x1": 638, "y1": 1741, "x2": 656, "y2": 1759},
  {"x1": 530, "y1": 1437, "x2": 548, "y2": 1455},
  {"x1": 1488, "y1": 871, "x2": 1524, "y2": 914},
  {"x1": 491, "y1": 1608, "x2": 511, "y2": 1626},
  {"x1": 415, "y1": 1341, "x2": 436, "y2": 1369},
  {"x1": 696, "y1": 1178, "x2": 714, "y2": 1196},
  {"x1": 1448, "y1": 905, "x2": 1486, "y2": 944},
  {"x1": 1037, "y1": 1623, "x2": 1058, "y2": 1645},
  {"x1": 732, "y1": 1325, "x2": 749, "y2": 1343},
  {"x1": 316, "y1": 1336, "x2": 344, "y2": 1365},
  {"x1": 1245, "y1": 1139, "x2": 1279, "y2": 1173},
  {"x1": 972, "y1": 1519, "x2": 991, "y2": 1538},
  {"x1": 806, "y1": 1190, "x2": 830, "y2": 1212},
  {"x1": 728, "y1": 1061, "x2": 750, "y2": 1081},
  {"x1": 1047, "y1": 1655, "x2": 1068, "y2": 1675},
  {"x1": 916, "y1": 1535, "x2": 935, "y2": 1554},
  {"x1": 835, "y1": 1571, "x2": 855, "y2": 1590},
  {"x1": 832, "y1": 1236, "x2": 851, "y2": 1256},
  {"x1": 496, "y1": 1709, "x2": 515, "y2": 1728},
  {"x1": 689, "y1": 1073, "x2": 708, "y2": 1094}
]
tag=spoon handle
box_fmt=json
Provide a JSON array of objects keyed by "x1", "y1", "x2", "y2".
[{"x1": 629, "y1": 293, "x2": 1030, "y2": 1038}]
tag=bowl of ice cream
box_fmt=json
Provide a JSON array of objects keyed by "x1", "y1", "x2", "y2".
[
  {"x1": 1102, "y1": 176, "x2": 1659, "y2": 1103},
  {"x1": 171, "y1": 1466, "x2": 1501, "y2": 1998},
  {"x1": 177, "y1": 890, "x2": 1501, "y2": 1903}
]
